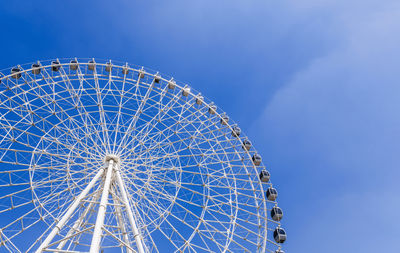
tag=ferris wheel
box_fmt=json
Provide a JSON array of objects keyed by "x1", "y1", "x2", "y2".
[{"x1": 0, "y1": 58, "x2": 286, "y2": 253}]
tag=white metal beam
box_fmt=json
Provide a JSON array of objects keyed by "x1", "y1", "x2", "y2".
[
  {"x1": 112, "y1": 184, "x2": 133, "y2": 253},
  {"x1": 35, "y1": 169, "x2": 105, "y2": 253},
  {"x1": 115, "y1": 167, "x2": 146, "y2": 253},
  {"x1": 56, "y1": 191, "x2": 100, "y2": 250},
  {"x1": 89, "y1": 160, "x2": 115, "y2": 253}
]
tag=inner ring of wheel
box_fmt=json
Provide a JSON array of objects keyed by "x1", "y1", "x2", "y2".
[{"x1": 28, "y1": 117, "x2": 185, "y2": 230}]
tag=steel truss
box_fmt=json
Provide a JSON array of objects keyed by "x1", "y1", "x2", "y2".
[{"x1": 0, "y1": 58, "x2": 284, "y2": 253}]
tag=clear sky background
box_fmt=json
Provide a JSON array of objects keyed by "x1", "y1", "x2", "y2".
[{"x1": 1, "y1": 0, "x2": 399, "y2": 252}]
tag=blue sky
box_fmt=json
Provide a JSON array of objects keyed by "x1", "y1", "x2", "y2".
[{"x1": 1, "y1": 0, "x2": 399, "y2": 251}]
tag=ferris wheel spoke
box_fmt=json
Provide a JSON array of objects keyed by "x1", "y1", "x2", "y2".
[
  {"x1": 110, "y1": 74, "x2": 128, "y2": 154},
  {"x1": 165, "y1": 201, "x2": 230, "y2": 252},
  {"x1": 22, "y1": 69, "x2": 97, "y2": 141},
  {"x1": 129, "y1": 116, "x2": 229, "y2": 160},
  {"x1": 128, "y1": 91, "x2": 191, "y2": 154},
  {"x1": 120, "y1": 88, "x2": 191, "y2": 155},
  {"x1": 158, "y1": 214, "x2": 193, "y2": 248},
  {"x1": 91, "y1": 69, "x2": 112, "y2": 153},
  {"x1": 0, "y1": 200, "x2": 64, "y2": 248},
  {"x1": 1, "y1": 111, "x2": 96, "y2": 162},
  {"x1": 31, "y1": 175, "x2": 100, "y2": 221},
  {"x1": 134, "y1": 192, "x2": 170, "y2": 221},
  {"x1": 35, "y1": 169, "x2": 98, "y2": 201},
  {"x1": 26, "y1": 105, "x2": 100, "y2": 157},
  {"x1": 125, "y1": 175, "x2": 177, "y2": 204},
  {"x1": 116, "y1": 77, "x2": 157, "y2": 155},
  {"x1": 136, "y1": 99, "x2": 200, "y2": 150},
  {"x1": 72, "y1": 68, "x2": 110, "y2": 151}
]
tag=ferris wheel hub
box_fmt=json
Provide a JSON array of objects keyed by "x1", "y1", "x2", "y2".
[{"x1": 104, "y1": 154, "x2": 120, "y2": 164}]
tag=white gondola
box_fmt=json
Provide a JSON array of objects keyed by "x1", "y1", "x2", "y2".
[
  {"x1": 105, "y1": 62, "x2": 112, "y2": 72},
  {"x1": 31, "y1": 63, "x2": 41, "y2": 75},
  {"x1": 122, "y1": 64, "x2": 129, "y2": 75},
  {"x1": 168, "y1": 79, "x2": 176, "y2": 89},
  {"x1": 266, "y1": 187, "x2": 278, "y2": 201},
  {"x1": 208, "y1": 104, "x2": 217, "y2": 114},
  {"x1": 11, "y1": 67, "x2": 21, "y2": 79},
  {"x1": 275, "y1": 249, "x2": 285, "y2": 253},
  {"x1": 252, "y1": 154, "x2": 262, "y2": 166},
  {"x1": 154, "y1": 73, "x2": 161, "y2": 83},
  {"x1": 220, "y1": 115, "x2": 229, "y2": 125},
  {"x1": 88, "y1": 60, "x2": 95, "y2": 71},
  {"x1": 51, "y1": 61, "x2": 60, "y2": 72},
  {"x1": 196, "y1": 95, "x2": 204, "y2": 105},
  {"x1": 138, "y1": 69, "x2": 145, "y2": 78},
  {"x1": 259, "y1": 170, "x2": 270, "y2": 182},
  {"x1": 232, "y1": 126, "x2": 241, "y2": 137},
  {"x1": 273, "y1": 227, "x2": 286, "y2": 243},
  {"x1": 70, "y1": 60, "x2": 78, "y2": 70},
  {"x1": 271, "y1": 206, "x2": 283, "y2": 221},
  {"x1": 182, "y1": 87, "x2": 190, "y2": 97},
  {"x1": 242, "y1": 139, "x2": 251, "y2": 151}
]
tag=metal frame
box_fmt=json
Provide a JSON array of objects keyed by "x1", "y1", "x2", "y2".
[
  {"x1": 36, "y1": 168, "x2": 106, "y2": 253},
  {"x1": 0, "y1": 58, "x2": 284, "y2": 253}
]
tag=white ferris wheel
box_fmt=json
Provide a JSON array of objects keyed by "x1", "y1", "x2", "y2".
[{"x1": 0, "y1": 58, "x2": 286, "y2": 253}]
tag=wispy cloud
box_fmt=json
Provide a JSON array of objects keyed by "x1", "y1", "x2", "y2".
[{"x1": 252, "y1": 0, "x2": 400, "y2": 251}]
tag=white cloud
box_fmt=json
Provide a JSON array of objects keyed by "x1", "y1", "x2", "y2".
[{"x1": 252, "y1": 0, "x2": 400, "y2": 251}]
